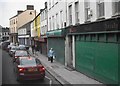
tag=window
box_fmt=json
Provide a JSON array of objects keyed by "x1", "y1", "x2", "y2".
[
  {"x1": 52, "y1": 16, "x2": 55, "y2": 30},
  {"x1": 56, "y1": 13, "x2": 59, "y2": 29},
  {"x1": 49, "y1": 17, "x2": 51, "y2": 30},
  {"x1": 43, "y1": 11, "x2": 44, "y2": 20},
  {"x1": 112, "y1": 0, "x2": 120, "y2": 15},
  {"x1": 85, "y1": 0, "x2": 91, "y2": 21},
  {"x1": 45, "y1": 10, "x2": 47, "y2": 19},
  {"x1": 69, "y1": 5, "x2": 72, "y2": 25},
  {"x1": 75, "y1": 2, "x2": 79, "y2": 23},
  {"x1": 97, "y1": 0, "x2": 104, "y2": 18},
  {"x1": 60, "y1": 11, "x2": 63, "y2": 28},
  {"x1": 14, "y1": 19, "x2": 15, "y2": 24},
  {"x1": 52, "y1": 0, "x2": 54, "y2": 6},
  {"x1": 49, "y1": 0, "x2": 51, "y2": 9}
]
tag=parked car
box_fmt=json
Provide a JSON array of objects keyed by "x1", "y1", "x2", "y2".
[
  {"x1": 1, "y1": 40, "x2": 10, "y2": 50},
  {"x1": 13, "y1": 50, "x2": 29, "y2": 62},
  {"x1": 13, "y1": 57, "x2": 45, "y2": 81},
  {"x1": 7, "y1": 43, "x2": 16, "y2": 52},
  {"x1": 18, "y1": 45, "x2": 26, "y2": 50},
  {"x1": 0, "y1": 42, "x2": 3, "y2": 48},
  {"x1": 7, "y1": 43, "x2": 15, "y2": 52},
  {"x1": 9, "y1": 46, "x2": 19, "y2": 57}
]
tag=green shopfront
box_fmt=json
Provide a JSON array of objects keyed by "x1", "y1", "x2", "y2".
[
  {"x1": 46, "y1": 29, "x2": 65, "y2": 65},
  {"x1": 65, "y1": 17, "x2": 120, "y2": 84}
]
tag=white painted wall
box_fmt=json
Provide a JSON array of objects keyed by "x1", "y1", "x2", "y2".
[
  {"x1": 30, "y1": 21, "x2": 37, "y2": 37},
  {"x1": 47, "y1": 0, "x2": 67, "y2": 31},
  {"x1": 40, "y1": 13, "x2": 48, "y2": 35},
  {"x1": 104, "y1": 1, "x2": 113, "y2": 19},
  {"x1": 66, "y1": 0, "x2": 114, "y2": 26}
]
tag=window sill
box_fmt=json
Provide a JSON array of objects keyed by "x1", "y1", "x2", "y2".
[
  {"x1": 84, "y1": 20, "x2": 91, "y2": 24},
  {"x1": 96, "y1": 17, "x2": 105, "y2": 21},
  {"x1": 112, "y1": 13, "x2": 120, "y2": 18}
]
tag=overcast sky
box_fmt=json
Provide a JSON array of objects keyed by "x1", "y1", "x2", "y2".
[{"x1": 0, "y1": 0, "x2": 47, "y2": 27}]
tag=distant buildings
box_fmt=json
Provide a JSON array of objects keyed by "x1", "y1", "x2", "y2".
[
  {"x1": 0, "y1": 25, "x2": 9, "y2": 42},
  {"x1": 9, "y1": 5, "x2": 36, "y2": 44}
]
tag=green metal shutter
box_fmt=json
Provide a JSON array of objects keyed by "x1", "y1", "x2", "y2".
[
  {"x1": 48, "y1": 37, "x2": 65, "y2": 65},
  {"x1": 75, "y1": 35, "x2": 119, "y2": 84}
]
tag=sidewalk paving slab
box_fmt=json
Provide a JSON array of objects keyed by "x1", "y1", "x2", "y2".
[{"x1": 28, "y1": 47, "x2": 104, "y2": 85}]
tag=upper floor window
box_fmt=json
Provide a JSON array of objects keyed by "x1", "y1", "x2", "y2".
[
  {"x1": 49, "y1": 0, "x2": 51, "y2": 9},
  {"x1": 75, "y1": 2, "x2": 79, "y2": 24},
  {"x1": 60, "y1": 10, "x2": 63, "y2": 28},
  {"x1": 42, "y1": 11, "x2": 45, "y2": 20},
  {"x1": 56, "y1": 13, "x2": 59, "y2": 29},
  {"x1": 84, "y1": 0, "x2": 91, "y2": 21},
  {"x1": 14, "y1": 19, "x2": 15, "y2": 24},
  {"x1": 49, "y1": 17, "x2": 51, "y2": 30},
  {"x1": 52, "y1": 16, "x2": 55, "y2": 30},
  {"x1": 97, "y1": 0, "x2": 105, "y2": 18},
  {"x1": 112, "y1": 0, "x2": 120, "y2": 15},
  {"x1": 69, "y1": 5, "x2": 72, "y2": 25},
  {"x1": 52, "y1": 0, "x2": 54, "y2": 7},
  {"x1": 45, "y1": 10, "x2": 47, "y2": 19}
]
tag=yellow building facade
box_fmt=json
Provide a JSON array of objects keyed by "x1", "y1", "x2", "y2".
[{"x1": 34, "y1": 13, "x2": 40, "y2": 38}]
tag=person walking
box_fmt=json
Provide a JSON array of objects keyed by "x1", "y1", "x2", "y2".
[{"x1": 48, "y1": 48, "x2": 55, "y2": 63}]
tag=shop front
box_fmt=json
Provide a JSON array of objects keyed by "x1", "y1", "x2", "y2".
[
  {"x1": 47, "y1": 29, "x2": 65, "y2": 65},
  {"x1": 65, "y1": 17, "x2": 120, "y2": 84}
]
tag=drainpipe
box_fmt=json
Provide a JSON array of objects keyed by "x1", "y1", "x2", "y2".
[{"x1": 65, "y1": 0, "x2": 67, "y2": 67}]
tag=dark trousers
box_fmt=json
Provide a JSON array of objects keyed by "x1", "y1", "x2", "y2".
[{"x1": 50, "y1": 56, "x2": 53, "y2": 63}]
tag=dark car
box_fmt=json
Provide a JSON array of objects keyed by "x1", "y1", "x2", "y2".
[
  {"x1": 13, "y1": 50, "x2": 29, "y2": 62},
  {"x1": 1, "y1": 41, "x2": 10, "y2": 50},
  {"x1": 13, "y1": 57, "x2": 45, "y2": 81}
]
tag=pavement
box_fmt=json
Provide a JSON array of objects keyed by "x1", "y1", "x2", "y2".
[{"x1": 28, "y1": 47, "x2": 104, "y2": 86}]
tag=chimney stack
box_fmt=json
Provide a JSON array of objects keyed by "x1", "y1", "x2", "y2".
[
  {"x1": 27, "y1": 5, "x2": 34, "y2": 10},
  {"x1": 45, "y1": 2, "x2": 47, "y2": 8},
  {"x1": 17, "y1": 10, "x2": 23, "y2": 15}
]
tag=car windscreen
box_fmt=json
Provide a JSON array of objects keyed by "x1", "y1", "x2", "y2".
[
  {"x1": 15, "y1": 51, "x2": 28, "y2": 56},
  {"x1": 20, "y1": 58, "x2": 36, "y2": 65},
  {"x1": 11, "y1": 47, "x2": 19, "y2": 50}
]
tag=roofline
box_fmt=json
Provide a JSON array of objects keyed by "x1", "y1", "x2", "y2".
[
  {"x1": 9, "y1": 14, "x2": 18, "y2": 20},
  {"x1": 32, "y1": 12, "x2": 40, "y2": 21}
]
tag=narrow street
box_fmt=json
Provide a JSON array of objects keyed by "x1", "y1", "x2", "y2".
[{"x1": 1, "y1": 49, "x2": 62, "y2": 85}]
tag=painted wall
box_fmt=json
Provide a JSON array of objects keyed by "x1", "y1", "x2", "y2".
[
  {"x1": 17, "y1": 10, "x2": 36, "y2": 29},
  {"x1": 40, "y1": 7, "x2": 48, "y2": 36},
  {"x1": 9, "y1": 16, "x2": 18, "y2": 33},
  {"x1": 66, "y1": 0, "x2": 115, "y2": 26},
  {"x1": 47, "y1": 0, "x2": 67, "y2": 31}
]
